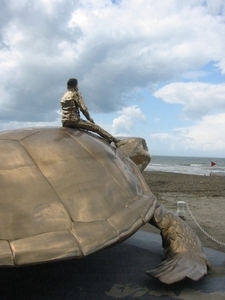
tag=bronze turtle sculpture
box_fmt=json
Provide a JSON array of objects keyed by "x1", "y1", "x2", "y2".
[{"x1": 0, "y1": 127, "x2": 210, "y2": 284}]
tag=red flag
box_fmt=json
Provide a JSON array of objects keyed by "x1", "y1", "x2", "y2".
[{"x1": 211, "y1": 161, "x2": 216, "y2": 167}]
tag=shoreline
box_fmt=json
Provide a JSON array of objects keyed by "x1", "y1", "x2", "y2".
[{"x1": 142, "y1": 171, "x2": 225, "y2": 252}]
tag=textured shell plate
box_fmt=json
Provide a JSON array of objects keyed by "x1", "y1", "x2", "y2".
[{"x1": 0, "y1": 127, "x2": 156, "y2": 266}]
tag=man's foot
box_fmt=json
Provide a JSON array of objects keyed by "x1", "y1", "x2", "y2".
[{"x1": 114, "y1": 139, "x2": 127, "y2": 148}]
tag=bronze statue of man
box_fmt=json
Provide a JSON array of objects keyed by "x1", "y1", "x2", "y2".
[{"x1": 61, "y1": 78, "x2": 124, "y2": 147}]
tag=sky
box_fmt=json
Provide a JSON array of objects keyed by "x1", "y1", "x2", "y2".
[{"x1": 1, "y1": 0, "x2": 225, "y2": 158}]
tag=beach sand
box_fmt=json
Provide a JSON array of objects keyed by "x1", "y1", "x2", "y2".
[{"x1": 142, "y1": 171, "x2": 225, "y2": 252}]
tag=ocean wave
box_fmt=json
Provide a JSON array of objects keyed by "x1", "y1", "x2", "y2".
[{"x1": 146, "y1": 155, "x2": 225, "y2": 176}]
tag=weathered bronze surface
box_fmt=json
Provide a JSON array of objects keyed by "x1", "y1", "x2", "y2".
[{"x1": 0, "y1": 127, "x2": 209, "y2": 284}]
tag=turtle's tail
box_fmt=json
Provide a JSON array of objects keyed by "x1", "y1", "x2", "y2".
[{"x1": 147, "y1": 203, "x2": 210, "y2": 284}]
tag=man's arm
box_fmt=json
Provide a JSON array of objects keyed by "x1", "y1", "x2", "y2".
[
  {"x1": 83, "y1": 109, "x2": 95, "y2": 123},
  {"x1": 76, "y1": 91, "x2": 95, "y2": 123}
]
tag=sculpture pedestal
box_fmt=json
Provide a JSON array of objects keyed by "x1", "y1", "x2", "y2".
[{"x1": 1, "y1": 231, "x2": 225, "y2": 299}]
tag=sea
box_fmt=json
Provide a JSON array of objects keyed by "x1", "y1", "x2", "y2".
[{"x1": 146, "y1": 155, "x2": 225, "y2": 176}]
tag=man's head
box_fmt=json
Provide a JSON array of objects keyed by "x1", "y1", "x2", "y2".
[{"x1": 67, "y1": 78, "x2": 78, "y2": 89}]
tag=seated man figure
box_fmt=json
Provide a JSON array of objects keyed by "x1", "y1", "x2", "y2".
[{"x1": 60, "y1": 78, "x2": 123, "y2": 147}]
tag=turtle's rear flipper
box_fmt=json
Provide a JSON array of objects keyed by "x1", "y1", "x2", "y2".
[
  {"x1": 149, "y1": 203, "x2": 210, "y2": 284},
  {"x1": 146, "y1": 250, "x2": 209, "y2": 284}
]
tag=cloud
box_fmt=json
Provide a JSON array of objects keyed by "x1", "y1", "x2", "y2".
[
  {"x1": 154, "y1": 82, "x2": 225, "y2": 120},
  {"x1": 150, "y1": 113, "x2": 225, "y2": 155},
  {"x1": 111, "y1": 105, "x2": 146, "y2": 135},
  {"x1": 1, "y1": 0, "x2": 225, "y2": 125},
  {"x1": 150, "y1": 132, "x2": 172, "y2": 141},
  {"x1": 1, "y1": 0, "x2": 225, "y2": 157},
  {"x1": 0, "y1": 0, "x2": 81, "y2": 123},
  {"x1": 180, "y1": 113, "x2": 225, "y2": 151}
]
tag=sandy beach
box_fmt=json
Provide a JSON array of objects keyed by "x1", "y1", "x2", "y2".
[{"x1": 142, "y1": 171, "x2": 225, "y2": 252}]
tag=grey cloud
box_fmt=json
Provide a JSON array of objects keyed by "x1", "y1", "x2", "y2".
[
  {"x1": 1, "y1": 1, "x2": 83, "y2": 122},
  {"x1": 1, "y1": 0, "x2": 225, "y2": 125}
]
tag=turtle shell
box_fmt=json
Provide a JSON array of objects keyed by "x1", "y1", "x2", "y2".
[{"x1": 0, "y1": 127, "x2": 156, "y2": 266}]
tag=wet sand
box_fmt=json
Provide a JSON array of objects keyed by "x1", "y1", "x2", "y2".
[{"x1": 142, "y1": 171, "x2": 225, "y2": 252}]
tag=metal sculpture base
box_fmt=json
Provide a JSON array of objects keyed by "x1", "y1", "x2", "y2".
[{"x1": 0, "y1": 231, "x2": 224, "y2": 300}]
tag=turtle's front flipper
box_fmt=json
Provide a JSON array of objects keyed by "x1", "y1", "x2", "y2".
[{"x1": 147, "y1": 203, "x2": 210, "y2": 284}]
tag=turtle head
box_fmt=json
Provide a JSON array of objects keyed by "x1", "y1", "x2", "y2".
[{"x1": 117, "y1": 137, "x2": 151, "y2": 172}]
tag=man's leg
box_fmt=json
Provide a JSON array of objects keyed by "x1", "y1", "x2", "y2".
[
  {"x1": 76, "y1": 120, "x2": 118, "y2": 144},
  {"x1": 62, "y1": 120, "x2": 126, "y2": 147}
]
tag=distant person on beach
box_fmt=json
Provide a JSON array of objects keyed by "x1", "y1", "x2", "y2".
[{"x1": 60, "y1": 78, "x2": 124, "y2": 147}]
